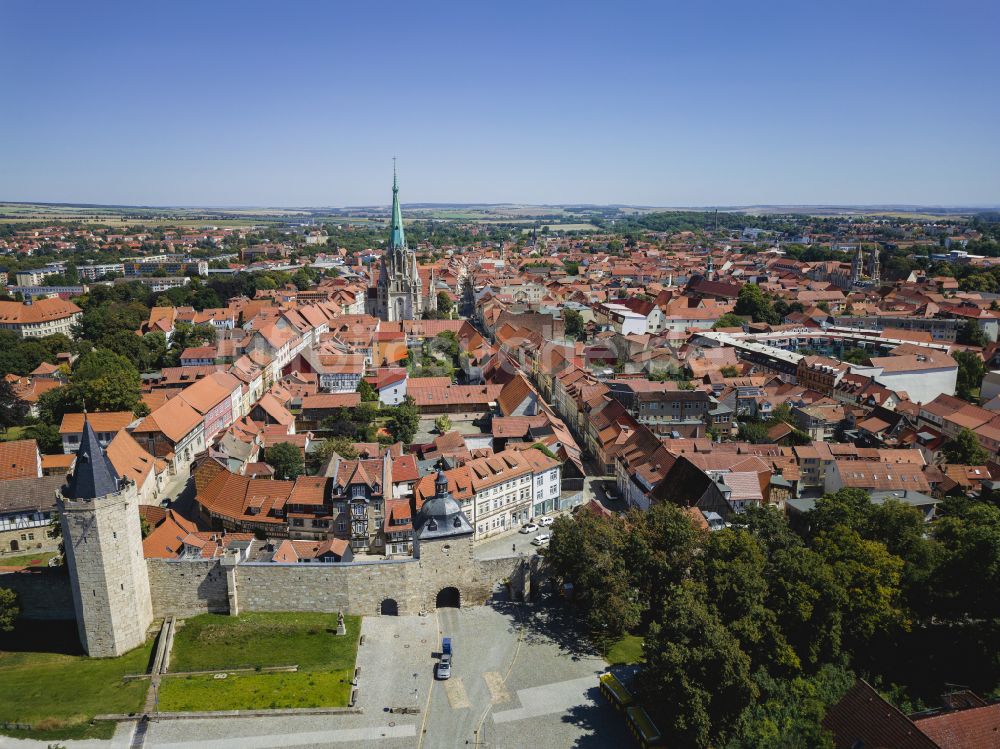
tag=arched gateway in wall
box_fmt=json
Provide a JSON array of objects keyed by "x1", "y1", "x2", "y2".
[
  {"x1": 380, "y1": 598, "x2": 399, "y2": 616},
  {"x1": 436, "y1": 586, "x2": 461, "y2": 608}
]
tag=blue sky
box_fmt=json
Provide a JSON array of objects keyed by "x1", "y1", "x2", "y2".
[{"x1": 2, "y1": 0, "x2": 998, "y2": 207}]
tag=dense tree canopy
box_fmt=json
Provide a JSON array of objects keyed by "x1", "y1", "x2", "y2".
[
  {"x1": 37, "y1": 349, "x2": 148, "y2": 424},
  {"x1": 942, "y1": 427, "x2": 989, "y2": 465},
  {"x1": 733, "y1": 284, "x2": 780, "y2": 325},
  {"x1": 265, "y1": 442, "x2": 304, "y2": 480},
  {"x1": 548, "y1": 488, "x2": 1000, "y2": 747}
]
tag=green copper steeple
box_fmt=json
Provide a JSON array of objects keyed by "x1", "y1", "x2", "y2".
[{"x1": 389, "y1": 161, "x2": 406, "y2": 250}]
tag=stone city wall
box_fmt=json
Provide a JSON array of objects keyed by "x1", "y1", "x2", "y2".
[
  {"x1": 10, "y1": 544, "x2": 536, "y2": 626},
  {"x1": 144, "y1": 544, "x2": 527, "y2": 619},
  {"x1": 0, "y1": 568, "x2": 74, "y2": 620},
  {"x1": 147, "y1": 558, "x2": 228, "y2": 618}
]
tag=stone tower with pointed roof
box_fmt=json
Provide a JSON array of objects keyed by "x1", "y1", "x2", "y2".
[
  {"x1": 374, "y1": 166, "x2": 423, "y2": 321},
  {"x1": 59, "y1": 419, "x2": 153, "y2": 656}
]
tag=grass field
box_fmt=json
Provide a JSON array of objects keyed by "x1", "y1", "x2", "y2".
[
  {"x1": 605, "y1": 634, "x2": 644, "y2": 665},
  {"x1": 0, "y1": 551, "x2": 57, "y2": 568},
  {"x1": 0, "y1": 620, "x2": 153, "y2": 740},
  {"x1": 0, "y1": 426, "x2": 28, "y2": 442},
  {"x1": 161, "y1": 612, "x2": 360, "y2": 711},
  {"x1": 158, "y1": 668, "x2": 353, "y2": 711}
]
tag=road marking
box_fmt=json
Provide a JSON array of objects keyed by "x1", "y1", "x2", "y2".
[
  {"x1": 444, "y1": 676, "x2": 472, "y2": 709},
  {"x1": 150, "y1": 723, "x2": 417, "y2": 748},
  {"x1": 483, "y1": 671, "x2": 511, "y2": 704},
  {"x1": 493, "y1": 675, "x2": 598, "y2": 724}
]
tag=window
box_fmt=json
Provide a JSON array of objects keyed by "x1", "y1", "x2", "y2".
[{"x1": 352, "y1": 485, "x2": 365, "y2": 498}]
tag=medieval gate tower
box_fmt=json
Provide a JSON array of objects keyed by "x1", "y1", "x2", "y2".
[{"x1": 59, "y1": 420, "x2": 153, "y2": 657}]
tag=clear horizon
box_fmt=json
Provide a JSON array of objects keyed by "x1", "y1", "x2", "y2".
[{"x1": 3, "y1": 0, "x2": 998, "y2": 207}]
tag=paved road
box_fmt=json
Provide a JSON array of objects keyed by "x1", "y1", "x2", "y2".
[{"x1": 474, "y1": 526, "x2": 545, "y2": 560}]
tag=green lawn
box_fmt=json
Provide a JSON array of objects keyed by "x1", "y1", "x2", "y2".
[
  {"x1": 605, "y1": 634, "x2": 644, "y2": 665},
  {"x1": 158, "y1": 668, "x2": 354, "y2": 711},
  {"x1": 0, "y1": 426, "x2": 27, "y2": 442},
  {"x1": 169, "y1": 612, "x2": 361, "y2": 672},
  {"x1": 161, "y1": 612, "x2": 360, "y2": 711},
  {"x1": 0, "y1": 551, "x2": 57, "y2": 568},
  {"x1": 0, "y1": 620, "x2": 153, "y2": 740}
]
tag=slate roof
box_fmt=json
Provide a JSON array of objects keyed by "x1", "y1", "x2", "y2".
[{"x1": 62, "y1": 420, "x2": 122, "y2": 500}]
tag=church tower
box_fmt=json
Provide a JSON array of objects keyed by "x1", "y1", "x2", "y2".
[
  {"x1": 59, "y1": 420, "x2": 153, "y2": 657},
  {"x1": 851, "y1": 245, "x2": 864, "y2": 284},
  {"x1": 868, "y1": 246, "x2": 881, "y2": 285},
  {"x1": 375, "y1": 165, "x2": 423, "y2": 321}
]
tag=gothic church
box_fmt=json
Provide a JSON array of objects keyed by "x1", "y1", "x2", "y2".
[{"x1": 369, "y1": 168, "x2": 436, "y2": 321}]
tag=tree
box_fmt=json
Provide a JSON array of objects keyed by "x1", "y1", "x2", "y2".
[
  {"x1": 356, "y1": 379, "x2": 378, "y2": 402},
  {"x1": 37, "y1": 348, "x2": 148, "y2": 425},
  {"x1": 306, "y1": 436, "x2": 359, "y2": 473},
  {"x1": 23, "y1": 423, "x2": 62, "y2": 454},
  {"x1": 713, "y1": 313, "x2": 745, "y2": 330},
  {"x1": 700, "y1": 529, "x2": 798, "y2": 674},
  {"x1": 0, "y1": 378, "x2": 28, "y2": 434},
  {"x1": 642, "y1": 582, "x2": 757, "y2": 749},
  {"x1": 931, "y1": 499, "x2": 1000, "y2": 622},
  {"x1": 387, "y1": 396, "x2": 420, "y2": 443},
  {"x1": 434, "y1": 415, "x2": 451, "y2": 434},
  {"x1": 738, "y1": 421, "x2": 770, "y2": 443},
  {"x1": 73, "y1": 349, "x2": 147, "y2": 415},
  {"x1": 324, "y1": 436, "x2": 359, "y2": 460},
  {"x1": 0, "y1": 588, "x2": 18, "y2": 632},
  {"x1": 954, "y1": 349, "x2": 985, "y2": 401},
  {"x1": 840, "y1": 347, "x2": 868, "y2": 365},
  {"x1": 625, "y1": 502, "x2": 702, "y2": 622},
  {"x1": 942, "y1": 427, "x2": 989, "y2": 465},
  {"x1": 734, "y1": 284, "x2": 780, "y2": 325},
  {"x1": 436, "y1": 292, "x2": 454, "y2": 316},
  {"x1": 564, "y1": 308, "x2": 585, "y2": 340},
  {"x1": 720, "y1": 365, "x2": 741, "y2": 377},
  {"x1": 265, "y1": 442, "x2": 304, "y2": 480},
  {"x1": 732, "y1": 665, "x2": 854, "y2": 749},
  {"x1": 812, "y1": 525, "x2": 907, "y2": 650},
  {"x1": 547, "y1": 511, "x2": 641, "y2": 642},
  {"x1": 957, "y1": 319, "x2": 988, "y2": 347}
]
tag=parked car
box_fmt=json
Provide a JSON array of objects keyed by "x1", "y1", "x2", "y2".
[
  {"x1": 437, "y1": 658, "x2": 452, "y2": 680},
  {"x1": 532, "y1": 533, "x2": 551, "y2": 546},
  {"x1": 520, "y1": 523, "x2": 539, "y2": 534},
  {"x1": 537, "y1": 516, "x2": 554, "y2": 527}
]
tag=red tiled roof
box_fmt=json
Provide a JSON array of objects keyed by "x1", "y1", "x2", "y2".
[{"x1": 0, "y1": 439, "x2": 39, "y2": 481}]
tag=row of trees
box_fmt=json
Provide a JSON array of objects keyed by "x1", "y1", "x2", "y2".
[{"x1": 547, "y1": 489, "x2": 1000, "y2": 747}]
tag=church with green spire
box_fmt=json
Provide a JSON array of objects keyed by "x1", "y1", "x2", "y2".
[{"x1": 371, "y1": 165, "x2": 433, "y2": 321}]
